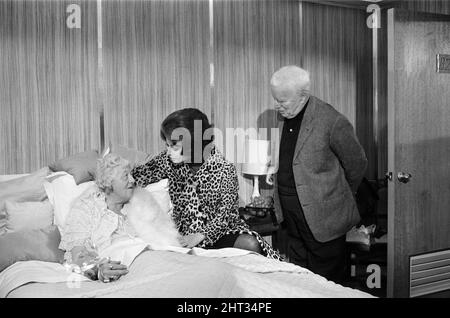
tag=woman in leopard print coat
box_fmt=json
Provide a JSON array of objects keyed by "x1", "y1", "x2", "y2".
[{"x1": 132, "y1": 108, "x2": 281, "y2": 260}]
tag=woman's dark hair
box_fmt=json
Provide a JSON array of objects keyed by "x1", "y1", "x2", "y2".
[{"x1": 160, "y1": 108, "x2": 214, "y2": 165}]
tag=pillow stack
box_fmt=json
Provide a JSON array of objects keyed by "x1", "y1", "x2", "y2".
[
  {"x1": 0, "y1": 146, "x2": 151, "y2": 272},
  {"x1": 0, "y1": 149, "x2": 100, "y2": 271},
  {"x1": 0, "y1": 167, "x2": 51, "y2": 235},
  {"x1": 0, "y1": 167, "x2": 66, "y2": 272}
]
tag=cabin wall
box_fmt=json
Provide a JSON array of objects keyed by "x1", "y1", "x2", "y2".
[{"x1": 0, "y1": 0, "x2": 374, "y2": 205}]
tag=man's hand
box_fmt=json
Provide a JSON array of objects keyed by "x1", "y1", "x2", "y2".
[
  {"x1": 265, "y1": 166, "x2": 276, "y2": 185},
  {"x1": 180, "y1": 233, "x2": 205, "y2": 248}
]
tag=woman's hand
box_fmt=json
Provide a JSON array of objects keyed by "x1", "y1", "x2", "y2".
[
  {"x1": 97, "y1": 259, "x2": 129, "y2": 283},
  {"x1": 180, "y1": 233, "x2": 205, "y2": 248}
]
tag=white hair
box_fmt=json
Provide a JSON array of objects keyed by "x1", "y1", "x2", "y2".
[
  {"x1": 96, "y1": 153, "x2": 131, "y2": 193},
  {"x1": 270, "y1": 65, "x2": 311, "y2": 96}
]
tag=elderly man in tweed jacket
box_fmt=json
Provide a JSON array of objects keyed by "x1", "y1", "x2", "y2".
[{"x1": 269, "y1": 65, "x2": 367, "y2": 283}]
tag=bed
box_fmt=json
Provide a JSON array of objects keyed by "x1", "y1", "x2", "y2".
[
  {"x1": 1, "y1": 248, "x2": 373, "y2": 298},
  {"x1": 0, "y1": 168, "x2": 374, "y2": 298}
]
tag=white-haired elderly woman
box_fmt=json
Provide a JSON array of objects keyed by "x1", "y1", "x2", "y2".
[{"x1": 59, "y1": 153, "x2": 137, "y2": 283}]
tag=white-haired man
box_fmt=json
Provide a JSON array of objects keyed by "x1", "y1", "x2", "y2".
[{"x1": 269, "y1": 65, "x2": 367, "y2": 283}]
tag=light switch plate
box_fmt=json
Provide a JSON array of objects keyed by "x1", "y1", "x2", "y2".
[{"x1": 437, "y1": 54, "x2": 450, "y2": 73}]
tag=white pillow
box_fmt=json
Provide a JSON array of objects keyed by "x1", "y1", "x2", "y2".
[
  {"x1": 0, "y1": 171, "x2": 14, "y2": 234},
  {"x1": 143, "y1": 179, "x2": 173, "y2": 216},
  {"x1": 43, "y1": 173, "x2": 94, "y2": 235},
  {"x1": 0, "y1": 168, "x2": 50, "y2": 215},
  {"x1": 4, "y1": 200, "x2": 54, "y2": 232}
]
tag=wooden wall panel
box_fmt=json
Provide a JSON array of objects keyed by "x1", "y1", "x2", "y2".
[
  {"x1": 302, "y1": 1, "x2": 375, "y2": 179},
  {"x1": 1, "y1": 0, "x2": 376, "y2": 208},
  {"x1": 0, "y1": 0, "x2": 99, "y2": 174},
  {"x1": 213, "y1": 0, "x2": 375, "y2": 204},
  {"x1": 213, "y1": 0, "x2": 303, "y2": 205},
  {"x1": 102, "y1": 0, "x2": 211, "y2": 156},
  {"x1": 399, "y1": 0, "x2": 450, "y2": 15}
]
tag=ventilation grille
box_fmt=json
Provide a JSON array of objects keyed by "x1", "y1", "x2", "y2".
[{"x1": 410, "y1": 249, "x2": 450, "y2": 297}]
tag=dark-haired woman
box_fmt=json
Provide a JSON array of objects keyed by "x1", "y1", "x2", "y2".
[{"x1": 132, "y1": 108, "x2": 281, "y2": 260}]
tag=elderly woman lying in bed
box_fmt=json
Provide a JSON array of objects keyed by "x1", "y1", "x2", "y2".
[{"x1": 59, "y1": 154, "x2": 139, "y2": 283}]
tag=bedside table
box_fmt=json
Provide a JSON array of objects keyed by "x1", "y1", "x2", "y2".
[{"x1": 238, "y1": 207, "x2": 280, "y2": 236}]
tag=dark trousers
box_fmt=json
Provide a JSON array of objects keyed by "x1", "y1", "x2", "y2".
[{"x1": 279, "y1": 193, "x2": 347, "y2": 284}]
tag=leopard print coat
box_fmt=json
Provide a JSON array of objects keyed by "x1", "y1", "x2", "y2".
[{"x1": 132, "y1": 146, "x2": 281, "y2": 260}]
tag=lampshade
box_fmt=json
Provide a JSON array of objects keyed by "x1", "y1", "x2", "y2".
[{"x1": 241, "y1": 139, "x2": 270, "y2": 176}]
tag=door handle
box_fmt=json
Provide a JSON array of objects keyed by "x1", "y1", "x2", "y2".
[
  {"x1": 397, "y1": 172, "x2": 412, "y2": 184},
  {"x1": 385, "y1": 172, "x2": 393, "y2": 181}
]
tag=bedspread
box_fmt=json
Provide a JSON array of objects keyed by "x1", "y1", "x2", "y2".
[{"x1": 1, "y1": 248, "x2": 373, "y2": 298}]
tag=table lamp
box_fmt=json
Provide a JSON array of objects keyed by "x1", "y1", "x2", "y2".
[{"x1": 241, "y1": 139, "x2": 270, "y2": 200}]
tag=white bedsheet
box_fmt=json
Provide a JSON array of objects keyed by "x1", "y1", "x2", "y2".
[{"x1": 0, "y1": 246, "x2": 373, "y2": 298}]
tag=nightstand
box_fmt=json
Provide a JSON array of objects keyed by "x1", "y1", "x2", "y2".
[{"x1": 238, "y1": 207, "x2": 280, "y2": 236}]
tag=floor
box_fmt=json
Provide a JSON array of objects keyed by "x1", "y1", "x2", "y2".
[
  {"x1": 272, "y1": 229, "x2": 388, "y2": 298},
  {"x1": 263, "y1": 184, "x2": 390, "y2": 298}
]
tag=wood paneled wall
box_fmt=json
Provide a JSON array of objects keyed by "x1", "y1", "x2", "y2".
[
  {"x1": 102, "y1": 0, "x2": 211, "y2": 154},
  {"x1": 0, "y1": 0, "x2": 375, "y2": 205},
  {"x1": 302, "y1": 2, "x2": 374, "y2": 179},
  {"x1": 398, "y1": 0, "x2": 450, "y2": 14},
  {"x1": 0, "y1": 0, "x2": 100, "y2": 174},
  {"x1": 213, "y1": 0, "x2": 374, "y2": 203},
  {"x1": 212, "y1": 0, "x2": 303, "y2": 204}
]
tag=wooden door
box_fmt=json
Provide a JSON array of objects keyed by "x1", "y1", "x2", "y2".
[{"x1": 387, "y1": 9, "x2": 450, "y2": 298}]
